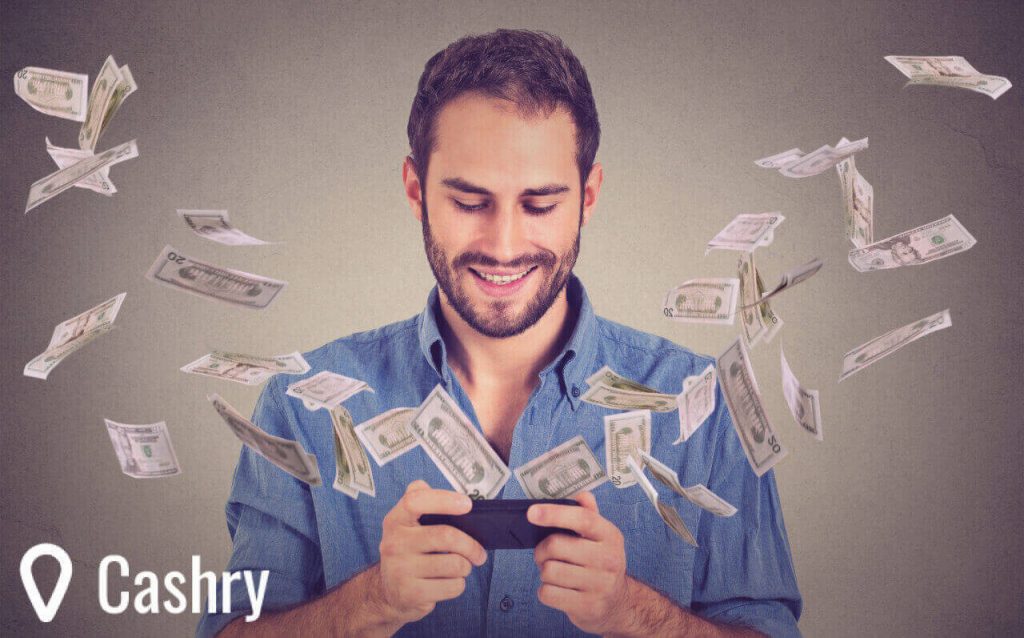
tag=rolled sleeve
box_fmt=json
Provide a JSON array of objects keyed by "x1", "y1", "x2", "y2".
[
  {"x1": 690, "y1": 385, "x2": 803, "y2": 637},
  {"x1": 196, "y1": 379, "x2": 324, "y2": 637}
]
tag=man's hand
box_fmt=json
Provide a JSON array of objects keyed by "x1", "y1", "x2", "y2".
[
  {"x1": 529, "y1": 491, "x2": 630, "y2": 635},
  {"x1": 375, "y1": 480, "x2": 488, "y2": 625}
]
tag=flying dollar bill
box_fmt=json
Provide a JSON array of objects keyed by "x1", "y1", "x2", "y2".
[
  {"x1": 636, "y1": 450, "x2": 737, "y2": 517},
  {"x1": 676, "y1": 363, "x2": 717, "y2": 443},
  {"x1": 779, "y1": 137, "x2": 868, "y2": 178},
  {"x1": 177, "y1": 209, "x2": 276, "y2": 246},
  {"x1": 330, "y1": 406, "x2": 376, "y2": 498},
  {"x1": 14, "y1": 66, "x2": 88, "y2": 121},
  {"x1": 780, "y1": 346, "x2": 823, "y2": 440},
  {"x1": 581, "y1": 383, "x2": 677, "y2": 413},
  {"x1": 662, "y1": 278, "x2": 739, "y2": 325},
  {"x1": 718, "y1": 337, "x2": 787, "y2": 477},
  {"x1": 145, "y1": 245, "x2": 287, "y2": 309},
  {"x1": 25, "y1": 138, "x2": 138, "y2": 212},
  {"x1": 181, "y1": 351, "x2": 310, "y2": 385},
  {"x1": 839, "y1": 309, "x2": 952, "y2": 382},
  {"x1": 737, "y1": 254, "x2": 783, "y2": 348},
  {"x1": 626, "y1": 456, "x2": 696, "y2": 546},
  {"x1": 354, "y1": 407, "x2": 419, "y2": 467},
  {"x1": 604, "y1": 410, "x2": 652, "y2": 488},
  {"x1": 836, "y1": 155, "x2": 873, "y2": 247},
  {"x1": 104, "y1": 419, "x2": 181, "y2": 478},
  {"x1": 754, "y1": 147, "x2": 804, "y2": 170},
  {"x1": 514, "y1": 435, "x2": 608, "y2": 498},
  {"x1": 45, "y1": 137, "x2": 116, "y2": 195},
  {"x1": 706, "y1": 212, "x2": 785, "y2": 254},
  {"x1": 586, "y1": 366, "x2": 659, "y2": 393},
  {"x1": 207, "y1": 393, "x2": 322, "y2": 486},
  {"x1": 408, "y1": 385, "x2": 510, "y2": 499},
  {"x1": 848, "y1": 214, "x2": 976, "y2": 272},
  {"x1": 740, "y1": 258, "x2": 823, "y2": 309},
  {"x1": 286, "y1": 371, "x2": 373, "y2": 411},
  {"x1": 79, "y1": 55, "x2": 137, "y2": 151},
  {"x1": 24, "y1": 292, "x2": 126, "y2": 380},
  {"x1": 885, "y1": 55, "x2": 1012, "y2": 100}
]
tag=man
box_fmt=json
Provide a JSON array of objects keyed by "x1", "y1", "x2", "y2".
[{"x1": 199, "y1": 29, "x2": 801, "y2": 637}]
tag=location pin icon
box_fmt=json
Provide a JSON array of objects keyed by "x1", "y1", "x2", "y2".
[{"x1": 20, "y1": 543, "x2": 73, "y2": 623}]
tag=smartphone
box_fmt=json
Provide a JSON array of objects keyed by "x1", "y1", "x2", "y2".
[{"x1": 420, "y1": 498, "x2": 580, "y2": 550}]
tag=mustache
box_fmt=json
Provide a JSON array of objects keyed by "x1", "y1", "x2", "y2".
[{"x1": 452, "y1": 251, "x2": 557, "y2": 271}]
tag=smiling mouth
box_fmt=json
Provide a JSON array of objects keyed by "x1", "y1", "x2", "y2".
[{"x1": 469, "y1": 266, "x2": 537, "y2": 285}]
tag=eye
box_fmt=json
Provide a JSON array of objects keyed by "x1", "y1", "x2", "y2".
[
  {"x1": 453, "y1": 199, "x2": 487, "y2": 212},
  {"x1": 524, "y1": 203, "x2": 556, "y2": 215}
]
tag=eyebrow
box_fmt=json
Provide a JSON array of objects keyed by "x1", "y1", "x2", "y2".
[{"x1": 440, "y1": 177, "x2": 570, "y2": 197}]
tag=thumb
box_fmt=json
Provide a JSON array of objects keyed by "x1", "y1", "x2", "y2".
[{"x1": 405, "y1": 479, "x2": 430, "y2": 493}]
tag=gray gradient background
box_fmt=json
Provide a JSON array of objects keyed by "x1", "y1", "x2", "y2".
[{"x1": 2, "y1": 1, "x2": 1022, "y2": 636}]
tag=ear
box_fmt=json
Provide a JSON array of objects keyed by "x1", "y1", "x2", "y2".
[
  {"x1": 580, "y1": 161, "x2": 603, "y2": 227},
  {"x1": 402, "y1": 155, "x2": 425, "y2": 222}
]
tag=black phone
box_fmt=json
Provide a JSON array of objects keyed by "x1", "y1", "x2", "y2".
[{"x1": 420, "y1": 498, "x2": 580, "y2": 550}]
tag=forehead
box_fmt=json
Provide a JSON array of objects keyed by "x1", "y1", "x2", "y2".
[{"x1": 430, "y1": 92, "x2": 578, "y2": 189}]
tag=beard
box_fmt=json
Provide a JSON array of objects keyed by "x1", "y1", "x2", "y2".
[{"x1": 421, "y1": 200, "x2": 580, "y2": 339}]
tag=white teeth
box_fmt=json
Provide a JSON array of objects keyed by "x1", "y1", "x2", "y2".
[{"x1": 477, "y1": 268, "x2": 531, "y2": 284}]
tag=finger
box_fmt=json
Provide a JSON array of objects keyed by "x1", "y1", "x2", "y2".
[
  {"x1": 528, "y1": 499, "x2": 612, "y2": 541},
  {"x1": 410, "y1": 577, "x2": 468, "y2": 603},
  {"x1": 413, "y1": 525, "x2": 487, "y2": 566},
  {"x1": 573, "y1": 490, "x2": 599, "y2": 513},
  {"x1": 417, "y1": 577, "x2": 468, "y2": 602},
  {"x1": 537, "y1": 583, "x2": 585, "y2": 613},
  {"x1": 407, "y1": 553, "x2": 474, "y2": 579},
  {"x1": 534, "y1": 532, "x2": 604, "y2": 569},
  {"x1": 537, "y1": 559, "x2": 592, "y2": 592},
  {"x1": 390, "y1": 484, "x2": 473, "y2": 527}
]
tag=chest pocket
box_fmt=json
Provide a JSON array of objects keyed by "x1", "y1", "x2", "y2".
[{"x1": 597, "y1": 497, "x2": 647, "y2": 533}]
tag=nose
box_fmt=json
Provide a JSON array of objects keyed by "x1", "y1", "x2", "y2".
[{"x1": 481, "y1": 204, "x2": 529, "y2": 265}]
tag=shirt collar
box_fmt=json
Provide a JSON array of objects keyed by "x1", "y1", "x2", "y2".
[{"x1": 416, "y1": 275, "x2": 599, "y2": 410}]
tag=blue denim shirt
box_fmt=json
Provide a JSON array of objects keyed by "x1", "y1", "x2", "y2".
[{"x1": 197, "y1": 277, "x2": 802, "y2": 637}]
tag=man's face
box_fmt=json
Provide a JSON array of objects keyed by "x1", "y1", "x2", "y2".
[{"x1": 407, "y1": 92, "x2": 599, "y2": 338}]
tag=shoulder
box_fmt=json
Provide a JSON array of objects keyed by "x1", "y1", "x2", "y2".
[{"x1": 300, "y1": 314, "x2": 421, "y2": 371}]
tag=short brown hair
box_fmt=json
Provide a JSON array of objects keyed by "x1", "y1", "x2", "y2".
[{"x1": 407, "y1": 29, "x2": 601, "y2": 189}]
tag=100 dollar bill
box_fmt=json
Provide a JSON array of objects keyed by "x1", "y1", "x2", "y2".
[
  {"x1": 885, "y1": 55, "x2": 1012, "y2": 100},
  {"x1": 105, "y1": 419, "x2": 181, "y2": 479},
  {"x1": 627, "y1": 456, "x2": 697, "y2": 546},
  {"x1": 207, "y1": 393, "x2": 321, "y2": 486},
  {"x1": 781, "y1": 346, "x2": 823, "y2": 440},
  {"x1": 25, "y1": 139, "x2": 137, "y2": 212},
  {"x1": 181, "y1": 351, "x2": 309, "y2": 385},
  {"x1": 836, "y1": 155, "x2": 873, "y2": 247},
  {"x1": 848, "y1": 215, "x2": 975, "y2": 272},
  {"x1": 662, "y1": 278, "x2": 739, "y2": 325},
  {"x1": 408, "y1": 385, "x2": 510, "y2": 499},
  {"x1": 354, "y1": 407, "x2": 418, "y2": 467},
  {"x1": 146, "y1": 245, "x2": 287, "y2": 309},
  {"x1": 15, "y1": 66, "x2": 88, "y2": 121},
  {"x1": 604, "y1": 410, "x2": 652, "y2": 488},
  {"x1": 330, "y1": 406, "x2": 376, "y2": 498},
  {"x1": 839, "y1": 309, "x2": 952, "y2": 382},
  {"x1": 717, "y1": 337, "x2": 787, "y2": 477},
  {"x1": 636, "y1": 450, "x2": 736, "y2": 517},
  {"x1": 25, "y1": 292, "x2": 126, "y2": 380},
  {"x1": 515, "y1": 435, "x2": 607, "y2": 498}
]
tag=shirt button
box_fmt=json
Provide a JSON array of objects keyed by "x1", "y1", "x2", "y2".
[
  {"x1": 499, "y1": 595, "x2": 514, "y2": 612},
  {"x1": 571, "y1": 385, "x2": 580, "y2": 398}
]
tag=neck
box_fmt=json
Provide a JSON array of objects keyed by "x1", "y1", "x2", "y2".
[{"x1": 437, "y1": 287, "x2": 576, "y2": 390}]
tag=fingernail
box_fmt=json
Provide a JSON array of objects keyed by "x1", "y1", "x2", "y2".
[{"x1": 528, "y1": 506, "x2": 543, "y2": 523}]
